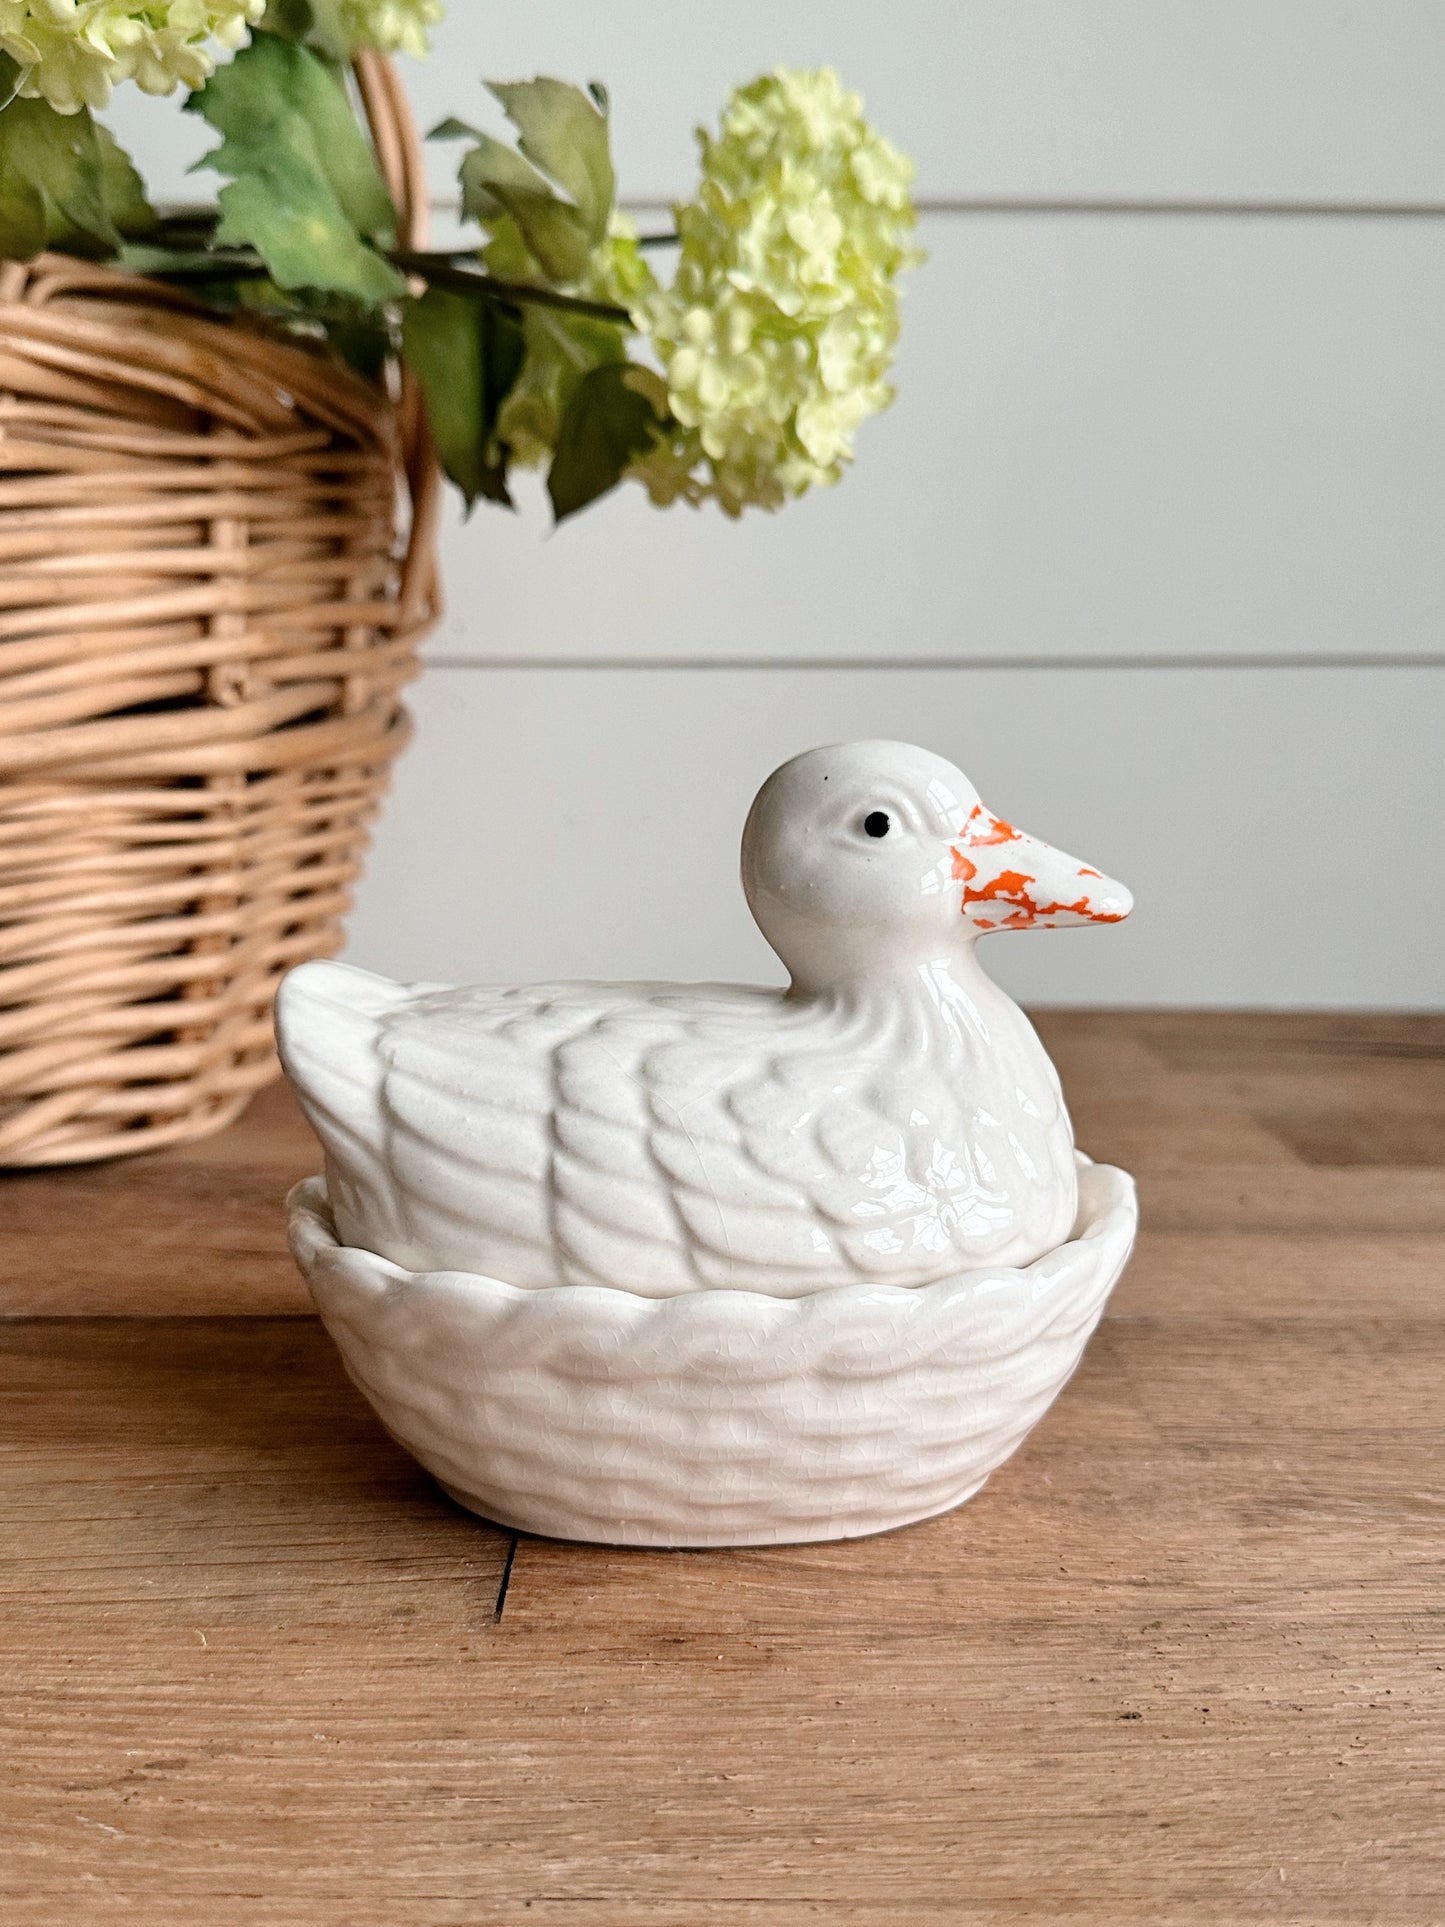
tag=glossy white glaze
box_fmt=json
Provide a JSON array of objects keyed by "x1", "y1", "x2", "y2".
[
  {"x1": 287, "y1": 1155, "x2": 1138, "y2": 1548},
  {"x1": 277, "y1": 741, "x2": 1132, "y2": 1297}
]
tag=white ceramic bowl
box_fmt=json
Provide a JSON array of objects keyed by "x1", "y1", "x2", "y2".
[{"x1": 288, "y1": 1155, "x2": 1137, "y2": 1548}]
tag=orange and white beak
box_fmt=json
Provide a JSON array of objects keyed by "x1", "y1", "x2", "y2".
[{"x1": 951, "y1": 804, "x2": 1133, "y2": 933}]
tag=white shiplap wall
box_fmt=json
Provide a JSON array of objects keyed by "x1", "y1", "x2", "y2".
[{"x1": 112, "y1": 3, "x2": 1445, "y2": 1004}]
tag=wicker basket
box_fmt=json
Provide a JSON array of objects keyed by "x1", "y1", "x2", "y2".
[{"x1": 0, "y1": 53, "x2": 441, "y2": 1165}]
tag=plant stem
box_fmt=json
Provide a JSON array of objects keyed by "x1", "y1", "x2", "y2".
[
  {"x1": 636, "y1": 232, "x2": 681, "y2": 249},
  {"x1": 123, "y1": 236, "x2": 635, "y2": 325},
  {"x1": 131, "y1": 252, "x2": 270, "y2": 280},
  {"x1": 152, "y1": 206, "x2": 220, "y2": 232},
  {"x1": 388, "y1": 250, "x2": 632, "y2": 323}
]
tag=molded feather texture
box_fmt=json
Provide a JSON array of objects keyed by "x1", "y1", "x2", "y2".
[
  {"x1": 277, "y1": 961, "x2": 1080, "y2": 1296},
  {"x1": 287, "y1": 1156, "x2": 1138, "y2": 1547},
  {"x1": 274, "y1": 960, "x2": 426, "y2": 1257},
  {"x1": 275, "y1": 740, "x2": 1129, "y2": 1300}
]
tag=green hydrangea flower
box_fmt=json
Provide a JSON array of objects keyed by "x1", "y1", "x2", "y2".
[
  {"x1": 0, "y1": 0, "x2": 266, "y2": 112},
  {"x1": 632, "y1": 66, "x2": 920, "y2": 515},
  {"x1": 336, "y1": 0, "x2": 440, "y2": 59}
]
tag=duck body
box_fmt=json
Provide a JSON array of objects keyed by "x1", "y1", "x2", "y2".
[
  {"x1": 278, "y1": 740, "x2": 1132, "y2": 1299},
  {"x1": 277, "y1": 953, "x2": 1078, "y2": 1298}
]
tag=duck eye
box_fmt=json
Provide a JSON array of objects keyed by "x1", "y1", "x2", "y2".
[{"x1": 863, "y1": 810, "x2": 891, "y2": 839}]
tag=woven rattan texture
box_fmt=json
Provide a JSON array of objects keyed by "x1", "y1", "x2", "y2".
[{"x1": 0, "y1": 57, "x2": 439, "y2": 1166}]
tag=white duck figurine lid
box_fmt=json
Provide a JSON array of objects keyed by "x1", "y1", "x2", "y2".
[{"x1": 277, "y1": 741, "x2": 1131, "y2": 1300}]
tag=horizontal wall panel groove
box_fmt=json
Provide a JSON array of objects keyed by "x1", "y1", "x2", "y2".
[
  {"x1": 346, "y1": 664, "x2": 1445, "y2": 1008},
  {"x1": 513, "y1": 196, "x2": 1445, "y2": 220},
  {"x1": 419, "y1": 1, "x2": 1445, "y2": 205},
  {"x1": 430, "y1": 212, "x2": 1445, "y2": 668},
  {"x1": 106, "y1": 6, "x2": 1445, "y2": 209},
  {"x1": 426, "y1": 654, "x2": 1445, "y2": 673},
  {"x1": 905, "y1": 199, "x2": 1445, "y2": 218}
]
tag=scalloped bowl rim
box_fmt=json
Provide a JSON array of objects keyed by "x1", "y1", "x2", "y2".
[{"x1": 287, "y1": 1154, "x2": 1138, "y2": 1547}]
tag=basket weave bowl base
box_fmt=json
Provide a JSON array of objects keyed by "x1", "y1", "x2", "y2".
[
  {"x1": 431, "y1": 1476, "x2": 993, "y2": 1549},
  {"x1": 288, "y1": 1156, "x2": 1138, "y2": 1549}
]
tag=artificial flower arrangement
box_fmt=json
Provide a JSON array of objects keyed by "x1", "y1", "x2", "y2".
[{"x1": 0, "y1": 0, "x2": 922, "y2": 521}]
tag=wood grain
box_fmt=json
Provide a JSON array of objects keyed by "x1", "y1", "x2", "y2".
[
  {"x1": 1, "y1": 1012, "x2": 1442, "y2": 1923},
  {"x1": 0, "y1": 1081, "x2": 315, "y2": 1314}
]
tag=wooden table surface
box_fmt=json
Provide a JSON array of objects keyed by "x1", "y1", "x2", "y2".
[{"x1": 2, "y1": 1011, "x2": 1442, "y2": 1925}]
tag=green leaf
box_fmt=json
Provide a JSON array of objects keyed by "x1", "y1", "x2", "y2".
[
  {"x1": 428, "y1": 116, "x2": 483, "y2": 143},
  {"x1": 456, "y1": 131, "x2": 551, "y2": 220},
  {"x1": 445, "y1": 80, "x2": 617, "y2": 283},
  {"x1": 199, "y1": 31, "x2": 396, "y2": 238},
  {"x1": 210, "y1": 175, "x2": 404, "y2": 301},
  {"x1": 477, "y1": 188, "x2": 591, "y2": 283},
  {"x1": 547, "y1": 360, "x2": 669, "y2": 523},
  {"x1": 0, "y1": 98, "x2": 120, "y2": 260},
  {"x1": 260, "y1": 0, "x2": 315, "y2": 40},
  {"x1": 490, "y1": 294, "x2": 625, "y2": 469},
  {"x1": 188, "y1": 33, "x2": 404, "y2": 302},
  {"x1": 319, "y1": 311, "x2": 392, "y2": 380},
  {"x1": 261, "y1": 0, "x2": 352, "y2": 61},
  {"x1": 488, "y1": 79, "x2": 614, "y2": 244},
  {"x1": 0, "y1": 156, "x2": 46, "y2": 263},
  {"x1": 94, "y1": 124, "x2": 155, "y2": 238},
  {"x1": 402, "y1": 285, "x2": 525, "y2": 509},
  {"x1": 458, "y1": 136, "x2": 592, "y2": 283}
]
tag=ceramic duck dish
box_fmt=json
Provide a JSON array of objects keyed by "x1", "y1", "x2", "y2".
[{"x1": 282, "y1": 740, "x2": 1139, "y2": 1547}]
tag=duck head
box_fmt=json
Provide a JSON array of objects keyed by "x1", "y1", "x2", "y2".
[{"x1": 741, "y1": 740, "x2": 1133, "y2": 992}]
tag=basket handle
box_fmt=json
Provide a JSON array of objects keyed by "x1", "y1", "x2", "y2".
[
  {"x1": 352, "y1": 49, "x2": 440, "y2": 630},
  {"x1": 352, "y1": 49, "x2": 430, "y2": 252}
]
